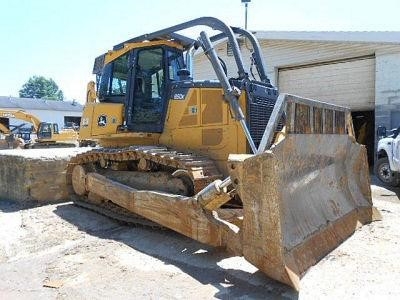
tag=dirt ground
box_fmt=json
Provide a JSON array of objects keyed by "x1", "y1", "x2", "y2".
[{"x1": 0, "y1": 176, "x2": 399, "y2": 299}]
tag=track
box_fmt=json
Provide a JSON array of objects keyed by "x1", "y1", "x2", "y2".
[
  {"x1": 72, "y1": 198, "x2": 163, "y2": 228},
  {"x1": 66, "y1": 145, "x2": 222, "y2": 226}
]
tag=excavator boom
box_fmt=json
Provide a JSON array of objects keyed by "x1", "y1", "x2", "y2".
[
  {"x1": 0, "y1": 109, "x2": 41, "y2": 132},
  {"x1": 0, "y1": 123, "x2": 10, "y2": 134}
]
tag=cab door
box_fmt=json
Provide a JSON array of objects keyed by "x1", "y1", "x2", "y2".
[{"x1": 126, "y1": 47, "x2": 167, "y2": 133}]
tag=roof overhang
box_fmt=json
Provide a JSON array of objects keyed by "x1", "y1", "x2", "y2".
[{"x1": 253, "y1": 31, "x2": 400, "y2": 45}]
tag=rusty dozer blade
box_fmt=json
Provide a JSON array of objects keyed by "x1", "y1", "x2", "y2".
[
  {"x1": 225, "y1": 94, "x2": 381, "y2": 289},
  {"x1": 228, "y1": 136, "x2": 380, "y2": 289}
]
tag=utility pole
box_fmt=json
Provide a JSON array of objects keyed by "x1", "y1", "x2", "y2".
[{"x1": 241, "y1": 0, "x2": 251, "y2": 29}]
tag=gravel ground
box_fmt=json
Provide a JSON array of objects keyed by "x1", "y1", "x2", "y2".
[{"x1": 0, "y1": 177, "x2": 398, "y2": 299}]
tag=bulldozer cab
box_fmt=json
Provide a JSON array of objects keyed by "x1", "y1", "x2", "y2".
[{"x1": 97, "y1": 43, "x2": 185, "y2": 133}]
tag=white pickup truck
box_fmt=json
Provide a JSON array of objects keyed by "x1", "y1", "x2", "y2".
[{"x1": 375, "y1": 126, "x2": 400, "y2": 186}]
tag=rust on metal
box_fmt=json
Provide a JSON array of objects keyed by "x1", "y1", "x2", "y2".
[{"x1": 228, "y1": 134, "x2": 381, "y2": 290}]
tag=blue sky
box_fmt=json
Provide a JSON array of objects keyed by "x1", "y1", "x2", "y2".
[{"x1": 1, "y1": 0, "x2": 399, "y2": 103}]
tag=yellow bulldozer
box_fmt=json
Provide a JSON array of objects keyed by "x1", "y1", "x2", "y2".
[
  {"x1": 67, "y1": 17, "x2": 380, "y2": 289},
  {"x1": 0, "y1": 109, "x2": 79, "y2": 148}
]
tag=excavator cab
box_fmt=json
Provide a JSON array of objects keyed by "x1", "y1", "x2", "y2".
[
  {"x1": 34, "y1": 122, "x2": 78, "y2": 147},
  {"x1": 37, "y1": 122, "x2": 59, "y2": 139}
]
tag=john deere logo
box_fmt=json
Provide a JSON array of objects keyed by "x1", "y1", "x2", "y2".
[{"x1": 97, "y1": 115, "x2": 107, "y2": 127}]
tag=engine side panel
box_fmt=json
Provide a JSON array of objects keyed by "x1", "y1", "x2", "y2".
[{"x1": 160, "y1": 86, "x2": 248, "y2": 175}]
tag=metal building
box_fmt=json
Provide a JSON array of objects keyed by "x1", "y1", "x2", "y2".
[{"x1": 0, "y1": 96, "x2": 83, "y2": 130}]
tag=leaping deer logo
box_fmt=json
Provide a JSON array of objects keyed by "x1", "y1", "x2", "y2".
[{"x1": 97, "y1": 115, "x2": 107, "y2": 127}]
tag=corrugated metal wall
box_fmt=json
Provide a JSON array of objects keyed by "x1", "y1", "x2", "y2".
[{"x1": 278, "y1": 56, "x2": 375, "y2": 110}]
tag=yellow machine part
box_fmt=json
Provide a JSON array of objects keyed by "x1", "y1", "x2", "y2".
[
  {"x1": 160, "y1": 87, "x2": 248, "y2": 174},
  {"x1": 79, "y1": 103, "x2": 124, "y2": 138},
  {"x1": 79, "y1": 102, "x2": 160, "y2": 147},
  {"x1": 38, "y1": 129, "x2": 79, "y2": 143},
  {"x1": 80, "y1": 87, "x2": 248, "y2": 174},
  {"x1": 0, "y1": 123, "x2": 10, "y2": 134}
]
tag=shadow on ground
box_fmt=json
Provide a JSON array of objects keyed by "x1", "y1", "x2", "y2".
[
  {"x1": 0, "y1": 199, "x2": 66, "y2": 213},
  {"x1": 0, "y1": 199, "x2": 40, "y2": 213},
  {"x1": 54, "y1": 203, "x2": 298, "y2": 300},
  {"x1": 370, "y1": 174, "x2": 400, "y2": 200}
]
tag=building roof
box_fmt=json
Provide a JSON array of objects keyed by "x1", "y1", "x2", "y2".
[
  {"x1": 254, "y1": 31, "x2": 400, "y2": 44},
  {"x1": 0, "y1": 96, "x2": 83, "y2": 111}
]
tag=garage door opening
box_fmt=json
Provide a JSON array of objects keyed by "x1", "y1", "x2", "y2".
[
  {"x1": 352, "y1": 110, "x2": 375, "y2": 166},
  {"x1": 278, "y1": 55, "x2": 375, "y2": 111},
  {"x1": 64, "y1": 116, "x2": 81, "y2": 129}
]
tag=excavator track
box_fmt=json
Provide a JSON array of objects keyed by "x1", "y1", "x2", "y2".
[{"x1": 66, "y1": 145, "x2": 223, "y2": 226}]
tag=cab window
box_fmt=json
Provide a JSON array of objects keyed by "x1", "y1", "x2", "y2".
[
  {"x1": 53, "y1": 123, "x2": 59, "y2": 134},
  {"x1": 132, "y1": 47, "x2": 164, "y2": 124},
  {"x1": 98, "y1": 53, "x2": 129, "y2": 99},
  {"x1": 111, "y1": 53, "x2": 129, "y2": 95},
  {"x1": 167, "y1": 50, "x2": 184, "y2": 81}
]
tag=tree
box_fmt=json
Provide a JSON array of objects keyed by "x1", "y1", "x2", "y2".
[{"x1": 19, "y1": 76, "x2": 64, "y2": 100}]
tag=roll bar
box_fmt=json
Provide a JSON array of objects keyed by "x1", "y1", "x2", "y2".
[{"x1": 112, "y1": 17, "x2": 270, "y2": 82}]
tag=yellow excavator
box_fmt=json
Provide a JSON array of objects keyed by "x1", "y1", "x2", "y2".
[
  {"x1": 0, "y1": 109, "x2": 79, "y2": 148},
  {"x1": 67, "y1": 17, "x2": 380, "y2": 289}
]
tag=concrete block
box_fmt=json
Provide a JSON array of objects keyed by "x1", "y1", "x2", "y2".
[{"x1": 0, "y1": 148, "x2": 90, "y2": 205}]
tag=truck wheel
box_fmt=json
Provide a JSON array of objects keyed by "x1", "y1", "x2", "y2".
[{"x1": 375, "y1": 157, "x2": 400, "y2": 186}]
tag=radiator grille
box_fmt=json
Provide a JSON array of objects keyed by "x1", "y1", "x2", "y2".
[
  {"x1": 230, "y1": 80, "x2": 280, "y2": 150},
  {"x1": 248, "y1": 95, "x2": 279, "y2": 148}
]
